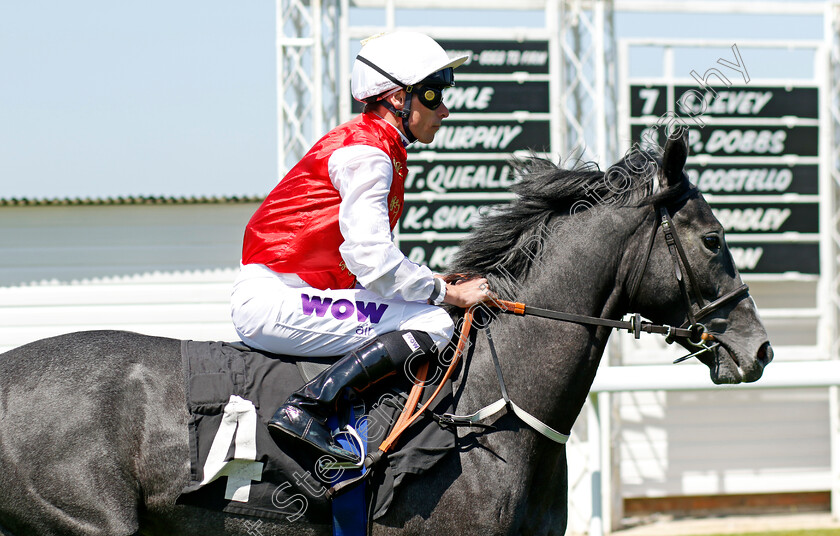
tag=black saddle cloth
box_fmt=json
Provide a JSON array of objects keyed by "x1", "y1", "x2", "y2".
[{"x1": 175, "y1": 340, "x2": 456, "y2": 522}]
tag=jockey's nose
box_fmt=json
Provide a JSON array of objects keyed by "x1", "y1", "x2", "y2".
[{"x1": 438, "y1": 102, "x2": 450, "y2": 118}]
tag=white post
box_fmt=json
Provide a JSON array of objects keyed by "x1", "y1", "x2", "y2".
[
  {"x1": 599, "y1": 391, "x2": 614, "y2": 534},
  {"x1": 275, "y1": 0, "x2": 284, "y2": 181},
  {"x1": 831, "y1": 386, "x2": 840, "y2": 520},
  {"x1": 594, "y1": 0, "x2": 606, "y2": 167},
  {"x1": 819, "y1": 0, "x2": 835, "y2": 371},
  {"x1": 547, "y1": 0, "x2": 563, "y2": 159},
  {"x1": 385, "y1": 0, "x2": 395, "y2": 29},
  {"x1": 826, "y1": 1, "x2": 840, "y2": 521},
  {"x1": 339, "y1": 0, "x2": 351, "y2": 125},
  {"x1": 313, "y1": 0, "x2": 323, "y2": 139},
  {"x1": 589, "y1": 393, "x2": 604, "y2": 536}
]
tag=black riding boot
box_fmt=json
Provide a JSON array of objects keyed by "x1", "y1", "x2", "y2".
[{"x1": 268, "y1": 330, "x2": 436, "y2": 462}]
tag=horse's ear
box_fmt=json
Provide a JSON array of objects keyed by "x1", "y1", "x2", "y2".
[{"x1": 659, "y1": 131, "x2": 689, "y2": 189}]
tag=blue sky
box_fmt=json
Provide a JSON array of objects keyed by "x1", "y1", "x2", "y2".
[
  {"x1": 0, "y1": 1, "x2": 825, "y2": 200},
  {"x1": 1, "y1": 1, "x2": 276, "y2": 199}
]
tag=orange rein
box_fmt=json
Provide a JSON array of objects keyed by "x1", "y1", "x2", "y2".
[{"x1": 377, "y1": 299, "x2": 523, "y2": 453}]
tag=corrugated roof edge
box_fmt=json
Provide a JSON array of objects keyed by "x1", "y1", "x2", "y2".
[{"x1": 0, "y1": 195, "x2": 264, "y2": 207}]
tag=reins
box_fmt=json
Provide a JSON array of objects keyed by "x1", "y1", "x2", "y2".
[
  {"x1": 377, "y1": 306, "x2": 477, "y2": 454},
  {"x1": 326, "y1": 295, "x2": 726, "y2": 498}
]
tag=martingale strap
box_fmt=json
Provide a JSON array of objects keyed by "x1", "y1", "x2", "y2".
[
  {"x1": 440, "y1": 323, "x2": 570, "y2": 444},
  {"x1": 380, "y1": 305, "x2": 574, "y2": 450},
  {"x1": 378, "y1": 307, "x2": 477, "y2": 453}
]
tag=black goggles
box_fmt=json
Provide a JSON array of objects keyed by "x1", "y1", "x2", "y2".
[
  {"x1": 421, "y1": 67, "x2": 454, "y2": 87},
  {"x1": 410, "y1": 68, "x2": 455, "y2": 110},
  {"x1": 414, "y1": 85, "x2": 446, "y2": 110}
]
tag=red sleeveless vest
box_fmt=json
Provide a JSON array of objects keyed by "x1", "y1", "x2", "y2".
[{"x1": 241, "y1": 113, "x2": 408, "y2": 290}]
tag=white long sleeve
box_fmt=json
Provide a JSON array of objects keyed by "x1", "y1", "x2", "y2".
[{"x1": 328, "y1": 144, "x2": 436, "y2": 302}]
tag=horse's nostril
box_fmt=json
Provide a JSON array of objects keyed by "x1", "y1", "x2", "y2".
[{"x1": 757, "y1": 342, "x2": 773, "y2": 366}]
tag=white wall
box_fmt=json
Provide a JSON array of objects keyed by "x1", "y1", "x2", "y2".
[
  {"x1": 616, "y1": 388, "x2": 830, "y2": 497},
  {"x1": 0, "y1": 201, "x2": 258, "y2": 353},
  {"x1": 610, "y1": 276, "x2": 832, "y2": 505}
]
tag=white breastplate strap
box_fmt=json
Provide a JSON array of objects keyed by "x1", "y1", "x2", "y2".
[
  {"x1": 440, "y1": 325, "x2": 570, "y2": 445},
  {"x1": 442, "y1": 398, "x2": 570, "y2": 444}
]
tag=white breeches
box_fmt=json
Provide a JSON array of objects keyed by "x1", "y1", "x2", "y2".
[{"x1": 230, "y1": 264, "x2": 454, "y2": 357}]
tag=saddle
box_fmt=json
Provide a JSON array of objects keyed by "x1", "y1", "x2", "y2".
[{"x1": 175, "y1": 339, "x2": 456, "y2": 522}]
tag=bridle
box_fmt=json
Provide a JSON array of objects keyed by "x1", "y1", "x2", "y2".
[
  {"x1": 479, "y1": 187, "x2": 749, "y2": 367},
  {"x1": 625, "y1": 187, "x2": 750, "y2": 362}
]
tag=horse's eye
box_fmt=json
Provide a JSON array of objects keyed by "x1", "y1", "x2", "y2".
[{"x1": 703, "y1": 235, "x2": 721, "y2": 252}]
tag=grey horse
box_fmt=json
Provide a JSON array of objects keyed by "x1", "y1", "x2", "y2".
[{"x1": 0, "y1": 135, "x2": 772, "y2": 535}]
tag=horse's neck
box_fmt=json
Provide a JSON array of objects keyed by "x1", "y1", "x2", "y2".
[
  {"x1": 400, "y1": 208, "x2": 650, "y2": 532},
  {"x1": 454, "y1": 206, "x2": 644, "y2": 456},
  {"x1": 529, "y1": 208, "x2": 644, "y2": 316},
  {"x1": 435, "y1": 210, "x2": 638, "y2": 530}
]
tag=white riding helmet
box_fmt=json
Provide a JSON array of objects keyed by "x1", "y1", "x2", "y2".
[{"x1": 351, "y1": 31, "x2": 469, "y2": 103}]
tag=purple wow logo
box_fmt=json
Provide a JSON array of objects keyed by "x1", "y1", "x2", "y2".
[{"x1": 300, "y1": 294, "x2": 389, "y2": 323}]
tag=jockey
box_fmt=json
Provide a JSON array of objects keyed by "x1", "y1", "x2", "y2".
[{"x1": 231, "y1": 31, "x2": 490, "y2": 463}]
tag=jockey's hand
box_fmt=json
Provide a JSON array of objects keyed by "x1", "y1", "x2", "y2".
[{"x1": 440, "y1": 275, "x2": 492, "y2": 309}]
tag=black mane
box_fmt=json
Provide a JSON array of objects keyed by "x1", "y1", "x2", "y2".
[{"x1": 448, "y1": 151, "x2": 688, "y2": 297}]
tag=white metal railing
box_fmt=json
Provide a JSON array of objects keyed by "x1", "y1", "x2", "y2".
[
  {"x1": 593, "y1": 360, "x2": 840, "y2": 393},
  {"x1": 586, "y1": 359, "x2": 840, "y2": 536}
]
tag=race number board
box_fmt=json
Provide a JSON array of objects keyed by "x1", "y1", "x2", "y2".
[
  {"x1": 628, "y1": 83, "x2": 820, "y2": 275},
  {"x1": 399, "y1": 39, "x2": 553, "y2": 270}
]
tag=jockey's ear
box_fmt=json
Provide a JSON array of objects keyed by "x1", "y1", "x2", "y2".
[
  {"x1": 384, "y1": 89, "x2": 406, "y2": 111},
  {"x1": 660, "y1": 130, "x2": 689, "y2": 189}
]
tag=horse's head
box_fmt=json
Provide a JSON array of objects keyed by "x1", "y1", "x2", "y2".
[
  {"x1": 625, "y1": 133, "x2": 773, "y2": 384},
  {"x1": 449, "y1": 134, "x2": 772, "y2": 385}
]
